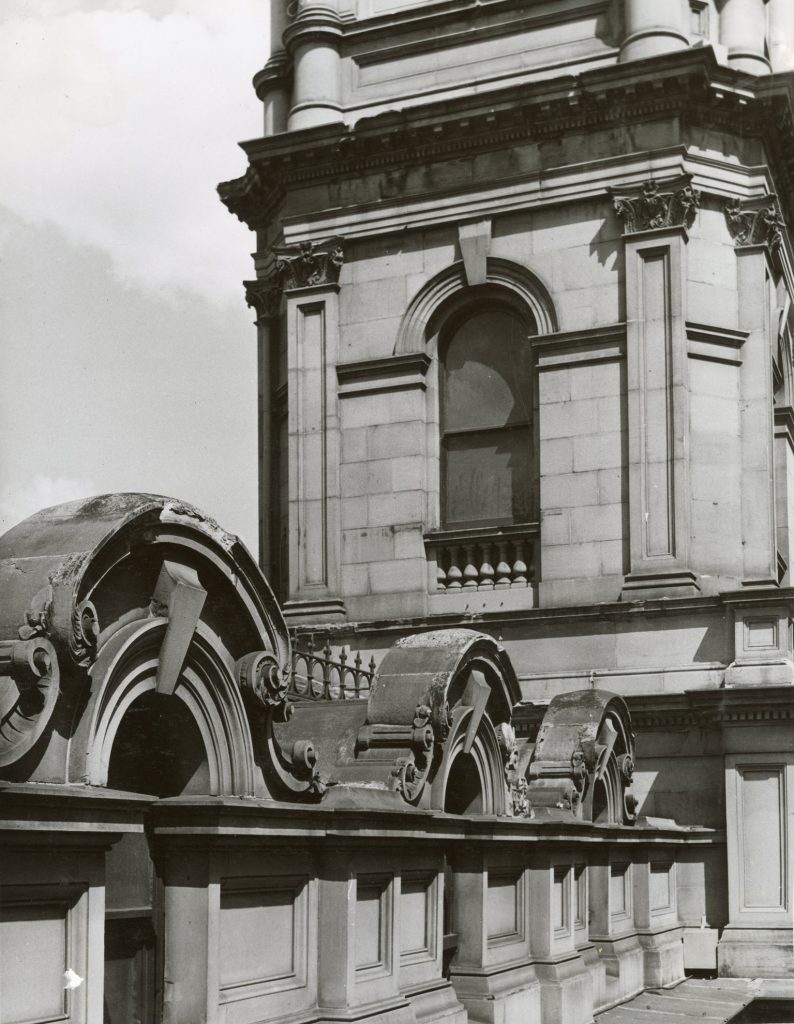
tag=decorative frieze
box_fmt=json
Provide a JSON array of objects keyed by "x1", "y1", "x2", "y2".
[
  {"x1": 611, "y1": 178, "x2": 700, "y2": 234},
  {"x1": 724, "y1": 196, "x2": 786, "y2": 251}
]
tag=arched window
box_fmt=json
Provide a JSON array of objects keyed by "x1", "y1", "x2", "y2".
[{"x1": 440, "y1": 305, "x2": 534, "y2": 529}]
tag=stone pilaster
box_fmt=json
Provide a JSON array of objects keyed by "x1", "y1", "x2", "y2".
[
  {"x1": 612, "y1": 178, "x2": 701, "y2": 600},
  {"x1": 724, "y1": 196, "x2": 784, "y2": 589},
  {"x1": 278, "y1": 238, "x2": 346, "y2": 624},
  {"x1": 245, "y1": 276, "x2": 282, "y2": 580},
  {"x1": 720, "y1": 753, "x2": 794, "y2": 977},
  {"x1": 449, "y1": 847, "x2": 541, "y2": 1024}
]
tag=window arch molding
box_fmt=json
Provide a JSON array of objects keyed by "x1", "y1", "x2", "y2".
[{"x1": 394, "y1": 256, "x2": 557, "y2": 356}]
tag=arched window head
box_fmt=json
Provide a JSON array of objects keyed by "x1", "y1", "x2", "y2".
[{"x1": 440, "y1": 304, "x2": 535, "y2": 529}]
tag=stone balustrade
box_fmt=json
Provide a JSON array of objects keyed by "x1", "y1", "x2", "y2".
[{"x1": 425, "y1": 524, "x2": 538, "y2": 593}]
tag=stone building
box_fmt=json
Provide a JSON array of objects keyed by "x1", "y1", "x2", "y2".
[
  {"x1": 218, "y1": 0, "x2": 794, "y2": 990},
  {"x1": 3, "y1": 3, "x2": 794, "y2": 1024}
]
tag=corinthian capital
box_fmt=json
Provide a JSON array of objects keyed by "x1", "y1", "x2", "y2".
[
  {"x1": 273, "y1": 237, "x2": 344, "y2": 290},
  {"x1": 724, "y1": 195, "x2": 786, "y2": 252},
  {"x1": 611, "y1": 176, "x2": 700, "y2": 235}
]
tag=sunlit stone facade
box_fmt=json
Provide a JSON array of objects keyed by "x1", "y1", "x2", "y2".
[
  {"x1": 220, "y1": 0, "x2": 794, "y2": 989},
  {"x1": 3, "y1": 5, "x2": 794, "y2": 1024}
]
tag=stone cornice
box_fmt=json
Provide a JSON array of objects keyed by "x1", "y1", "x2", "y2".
[
  {"x1": 219, "y1": 49, "x2": 794, "y2": 233},
  {"x1": 626, "y1": 686, "x2": 794, "y2": 731},
  {"x1": 336, "y1": 352, "x2": 431, "y2": 397},
  {"x1": 775, "y1": 406, "x2": 794, "y2": 452}
]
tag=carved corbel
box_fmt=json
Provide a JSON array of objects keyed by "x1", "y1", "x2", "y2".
[{"x1": 611, "y1": 177, "x2": 700, "y2": 234}]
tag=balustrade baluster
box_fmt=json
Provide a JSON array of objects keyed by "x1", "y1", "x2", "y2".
[
  {"x1": 462, "y1": 544, "x2": 479, "y2": 588},
  {"x1": 446, "y1": 545, "x2": 463, "y2": 589},
  {"x1": 479, "y1": 542, "x2": 495, "y2": 589},
  {"x1": 495, "y1": 541, "x2": 511, "y2": 589},
  {"x1": 512, "y1": 541, "x2": 527, "y2": 586}
]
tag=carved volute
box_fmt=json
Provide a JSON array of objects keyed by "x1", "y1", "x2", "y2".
[{"x1": 0, "y1": 493, "x2": 323, "y2": 799}]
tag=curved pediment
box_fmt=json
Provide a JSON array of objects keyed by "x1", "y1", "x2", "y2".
[
  {"x1": 528, "y1": 689, "x2": 638, "y2": 825},
  {"x1": 308, "y1": 628, "x2": 525, "y2": 815},
  {"x1": 0, "y1": 494, "x2": 320, "y2": 798}
]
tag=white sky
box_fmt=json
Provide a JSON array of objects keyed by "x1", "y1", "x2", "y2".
[{"x1": 0, "y1": 1, "x2": 269, "y2": 554}]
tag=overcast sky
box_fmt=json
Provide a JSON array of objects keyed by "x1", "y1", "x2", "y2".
[{"x1": 0, "y1": 0, "x2": 268, "y2": 554}]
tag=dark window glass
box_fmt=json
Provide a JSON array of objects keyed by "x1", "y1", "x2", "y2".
[{"x1": 441, "y1": 308, "x2": 533, "y2": 528}]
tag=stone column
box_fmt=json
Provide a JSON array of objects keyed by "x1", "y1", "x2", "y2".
[
  {"x1": 724, "y1": 196, "x2": 785, "y2": 588},
  {"x1": 720, "y1": 0, "x2": 771, "y2": 75},
  {"x1": 769, "y1": 0, "x2": 794, "y2": 72},
  {"x1": 611, "y1": 177, "x2": 701, "y2": 600},
  {"x1": 285, "y1": 2, "x2": 344, "y2": 131},
  {"x1": 277, "y1": 237, "x2": 346, "y2": 625},
  {"x1": 253, "y1": 0, "x2": 292, "y2": 135},
  {"x1": 619, "y1": 0, "x2": 689, "y2": 63},
  {"x1": 245, "y1": 276, "x2": 282, "y2": 580}
]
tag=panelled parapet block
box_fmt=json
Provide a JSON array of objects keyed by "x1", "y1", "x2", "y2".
[{"x1": 723, "y1": 590, "x2": 794, "y2": 687}]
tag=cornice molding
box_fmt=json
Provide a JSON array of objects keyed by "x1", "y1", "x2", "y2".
[
  {"x1": 219, "y1": 48, "x2": 794, "y2": 232},
  {"x1": 626, "y1": 687, "x2": 794, "y2": 731},
  {"x1": 775, "y1": 406, "x2": 794, "y2": 452},
  {"x1": 336, "y1": 352, "x2": 431, "y2": 397},
  {"x1": 685, "y1": 321, "x2": 748, "y2": 366},
  {"x1": 533, "y1": 323, "x2": 626, "y2": 368}
]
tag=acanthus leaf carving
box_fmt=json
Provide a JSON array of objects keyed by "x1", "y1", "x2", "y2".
[
  {"x1": 612, "y1": 177, "x2": 700, "y2": 234},
  {"x1": 273, "y1": 237, "x2": 344, "y2": 290},
  {"x1": 244, "y1": 276, "x2": 282, "y2": 322},
  {"x1": 724, "y1": 195, "x2": 786, "y2": 251}
]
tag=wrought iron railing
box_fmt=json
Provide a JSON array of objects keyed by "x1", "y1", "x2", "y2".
[
  {"x1": 289, "y1": 635, "x2": 376, "y2": 701},
  {"x1": 424, "y1": 523, "x2": 539, "y2": 592}
]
